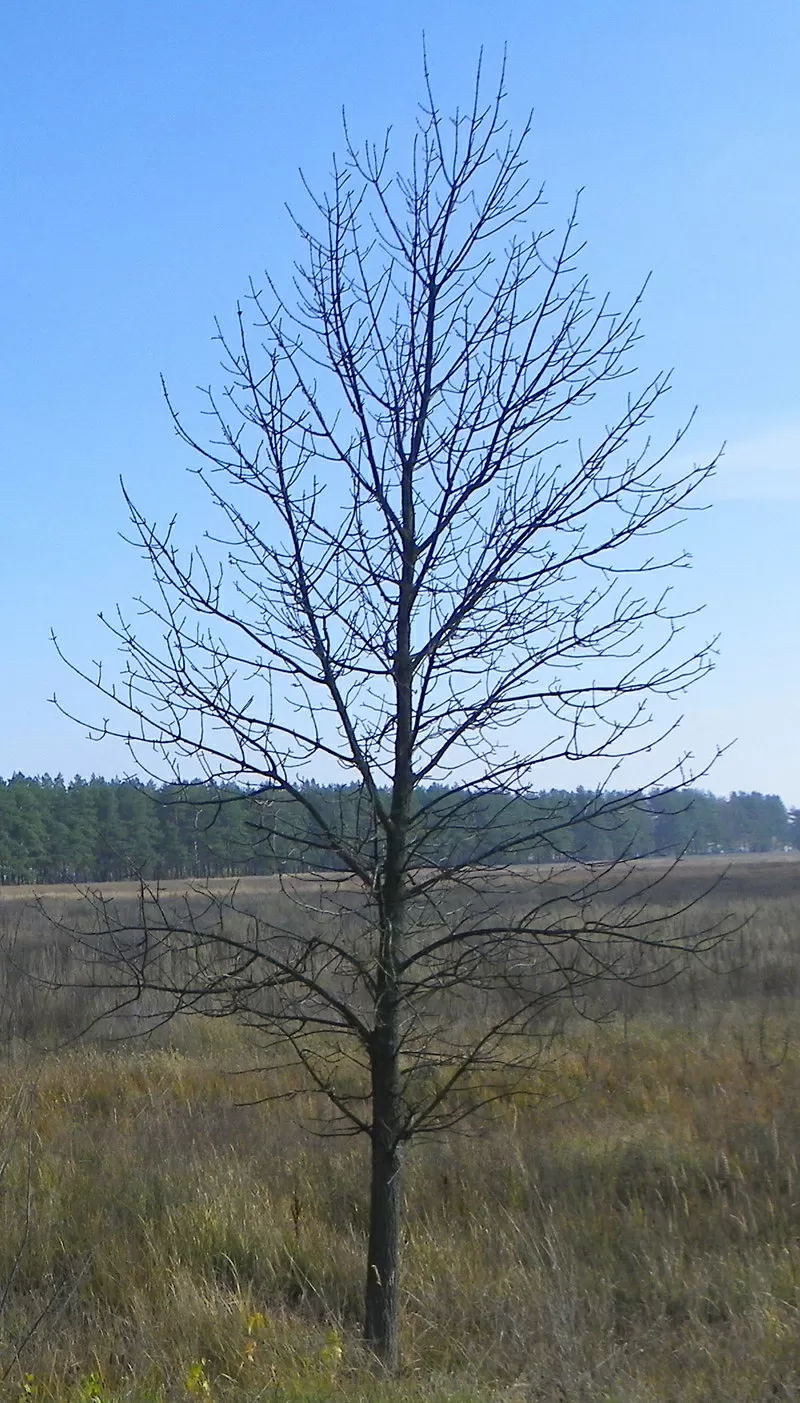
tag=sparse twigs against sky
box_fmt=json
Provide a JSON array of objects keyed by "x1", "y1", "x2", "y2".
[{"x1": 53, "y1": 63, "x2": 726, "y2": 1366}]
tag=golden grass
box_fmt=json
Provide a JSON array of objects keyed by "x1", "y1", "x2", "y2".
[
  {"x1": 0, "y1": 1011, "x2": 798, "y2": 1400},
  {"x1": 2, "y1": 848, "x2": 799, "y2": 905},
  {"x1": 0, "y1": 872, "x2": 799, "y2": 1398}
]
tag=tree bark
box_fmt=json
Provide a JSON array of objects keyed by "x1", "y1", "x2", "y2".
[{"x1": 364, "y1": 1036, "x2": 403, "y2": 1367}]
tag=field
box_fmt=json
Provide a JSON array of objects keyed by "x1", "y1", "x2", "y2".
[{"x1": 0, "y1": 856, "x2": 799, "y2": 1401}]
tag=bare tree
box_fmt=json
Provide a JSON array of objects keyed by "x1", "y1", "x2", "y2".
[{"x1": 55, "y1": 63, "x2": 723, "y2": 1365}]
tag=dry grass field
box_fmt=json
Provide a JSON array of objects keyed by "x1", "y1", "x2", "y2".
[
  {"x1": 0, "y1": 856, "x2": 798, "y2": 1400},
  {"x1": 3, "y1": 849, "x2": 797, "y2": 906}
]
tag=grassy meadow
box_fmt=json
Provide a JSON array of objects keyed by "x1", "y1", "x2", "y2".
[{"x1": 0, "y1": 857, "x2": 799, "y2": 1400}]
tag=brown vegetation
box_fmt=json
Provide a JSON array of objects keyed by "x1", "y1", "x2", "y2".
[
  {"x1": 0, "y1": 860, "x2": 798, "y2": 1399},
  {"x1": 4, "y1": 848, "x2": 798, "y2": 907}
]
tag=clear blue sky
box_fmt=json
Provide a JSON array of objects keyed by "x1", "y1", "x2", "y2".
[{"x1": 2, "y1": 1, "x2": 799, "y2": 803}]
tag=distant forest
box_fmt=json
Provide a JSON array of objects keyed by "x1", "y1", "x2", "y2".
[{"x1": 0, "y1": 774, "x2": 797, "y2": 886}]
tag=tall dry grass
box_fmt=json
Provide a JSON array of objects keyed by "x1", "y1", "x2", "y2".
[{"x1": 0, "y1": 861, "x2": 798, "y2": 1399}]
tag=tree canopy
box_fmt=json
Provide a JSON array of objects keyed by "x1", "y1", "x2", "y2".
[{"x1": 0, "y1": 776, "x2": 795, "y2": 887}]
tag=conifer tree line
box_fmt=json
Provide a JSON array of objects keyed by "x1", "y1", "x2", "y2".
[{"x1": 0, "y1": 774, "x2": 796, "y2": 886}]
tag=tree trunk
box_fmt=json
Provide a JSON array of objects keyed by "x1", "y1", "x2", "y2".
[{"x1": 364, "y1": 1041, "x2": 403, "y2": 1367}]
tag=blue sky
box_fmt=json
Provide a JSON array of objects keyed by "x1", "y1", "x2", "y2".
[{"x1": 2, "y1": 1, "x2": 799, "y2": 803}]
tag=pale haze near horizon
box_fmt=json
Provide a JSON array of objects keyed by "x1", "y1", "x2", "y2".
[{"x1": 2, "y1": 2, "x2": 798, "y2": 805}]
